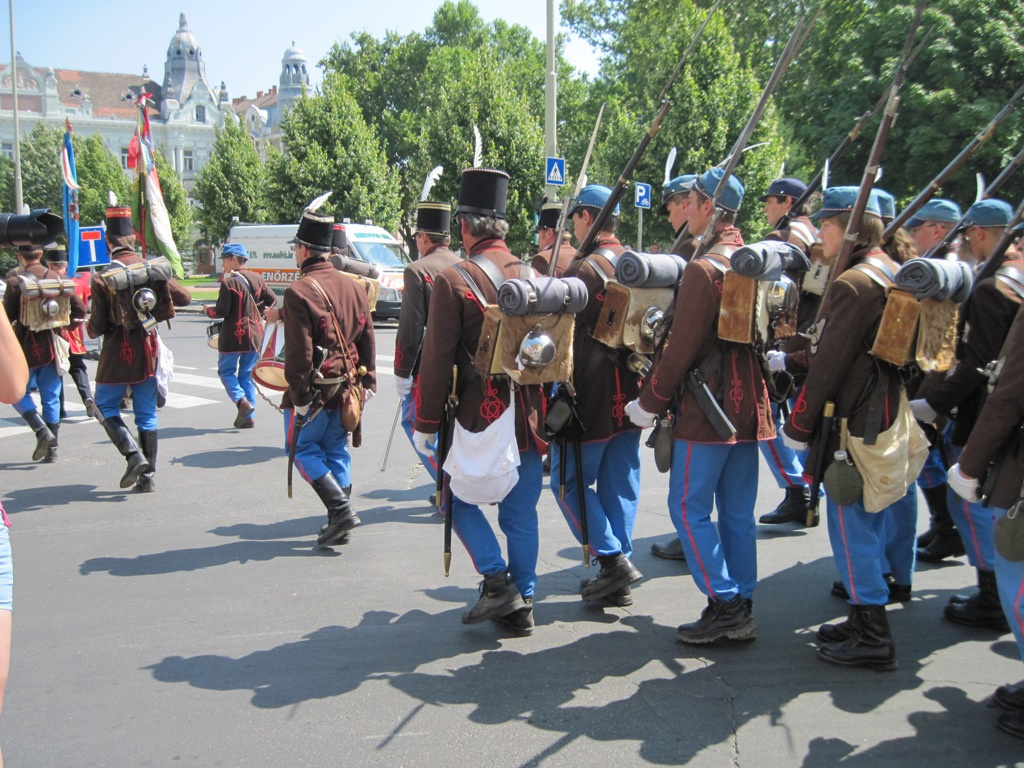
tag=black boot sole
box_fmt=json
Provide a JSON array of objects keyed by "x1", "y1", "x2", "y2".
[
  {"x1": 817, "y1": 648, "x2": 898, "y2": 671},
  {"x1": 943, "y1": 606, "x2": 1010, "y2": 632},
  {"x1": 120, "y1": 458, "x2": 151, "y2": 489},
  {"x1": 581, "y1": 567, "x2": 643, "y2": 602},
  {"x1": 317, "y1": 515, "x2": 360, "y2": 547}
]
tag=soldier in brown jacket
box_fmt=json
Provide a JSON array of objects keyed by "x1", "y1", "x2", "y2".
[
  {"x1": 529, "y1": 200, "x2": 576, "y2": 276},
  {"x1": 911, "y1": 199, "x2": 1023, "y2": 631},
  {"x1": 783, "y1": 187, "x2": 911, "y2": 671},
  {"x1": 206, "y1": 243, "x2": 277, "y2": 429},
  {"x1": 88, "y1": 207, "x2": 192, "y2": 491},
  {"x1": 948, "y1": 290, "x2": 1024, "y2": 739},
  {"x1": 551, "y1": 184, "x2": 643, "y2": 606},
  {"x1": 394, "y1": 200, "x2": 460, "y2": 484},
  {"x1": 627, "y1": 167, "x2": 774, "y2": 644},
  {"x1": 5, "y1": 243, "x2": 86, "y2": 462},
  {"x1": 282, "y1": 210, "x2": 376, "y2": 548},
  {"x1": 412, "y1": 168, "x2": 547, "y2": 636}
]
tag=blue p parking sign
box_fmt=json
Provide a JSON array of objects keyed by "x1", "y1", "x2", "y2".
[{"x1": 635, "y1": 182, "x2": 652, "y2": 209}]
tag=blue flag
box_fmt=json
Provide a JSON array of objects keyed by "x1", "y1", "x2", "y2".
[{"x1": 61, "y1": 118, "x2": 80, "y2": 274}]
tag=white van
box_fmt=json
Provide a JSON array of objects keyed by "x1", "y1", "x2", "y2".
[{"x1": 226, "y1": 220, "x2": 410, "y2": 319}]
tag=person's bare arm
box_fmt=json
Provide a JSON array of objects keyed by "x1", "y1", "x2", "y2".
[{"x1": 0, "y1": 310, "x2": 27, "y2": 404}]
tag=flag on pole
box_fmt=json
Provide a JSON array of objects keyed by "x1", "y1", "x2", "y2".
[
  {"x1": 61, "y1": 118, "x2": 81, "y2": 274},
  {"x1": 128, "y1": 94, "x2": 183, "y2": 278}
]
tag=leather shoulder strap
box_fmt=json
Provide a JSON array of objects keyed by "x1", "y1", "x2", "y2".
[
  {"x1": 853, "y1": 256, "x2": 895, "y2": 289},
  {"x1": 995, "y1": 264, "x2": 1024, "y2": 300}
]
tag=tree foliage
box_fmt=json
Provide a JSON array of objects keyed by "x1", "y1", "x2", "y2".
[
  {"x1": 74, "y1": 133, "x2": 130, "y2": 227},
  {"x1": 19, "y1": 122, "x2": 63, "y2": 213},
  {"x1": 194, "y1": 116, "x2": 266, "y2": 242}
]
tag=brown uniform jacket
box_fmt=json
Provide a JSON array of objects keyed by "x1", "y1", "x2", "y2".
[
  {"x1": 212, "y1": 268, "x2": 277, "y2": 353},
  {"x1": 564, "y1": 236, "x2": 641, "y2": 442},
  {"x1": 282, "y1": 259, "x2": 376, "y2": 410},
  {"x1": 784, "y1": 248, "x2": 902, "y2": 473},
  {"x1": 669, "y1": 228, "x2": 694, "y2": 258},
  {"x1": 639, "y1": 227, "x2": 774, "y2": 444},
  {"x1": 4, "y1": 262, "x2": 86, "y2": 369},
  {"x1": 394, "y1": 244, "x2": 461, "y2": 379},
  {"x1": 530, "y1": 239, "x2": 577, "y2": 277},
  {"x1": 926, "y1": 248, "x2": 1024, "y2": 446},
  {"x1": 87, "y1": 249, "x2": 191, "y2": 384},
  {"x1": 414, "y1": 238, "x2": 548, "y2": 453}
]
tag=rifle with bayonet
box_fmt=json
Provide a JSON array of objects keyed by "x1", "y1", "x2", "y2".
[{"x1": 441, "y1": 365, "x2": 458, "y2": 576}]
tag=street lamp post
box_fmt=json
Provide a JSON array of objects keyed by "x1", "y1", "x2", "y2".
[{"x1": 9, "y1": 0, "x2": 24, "y2": 212}]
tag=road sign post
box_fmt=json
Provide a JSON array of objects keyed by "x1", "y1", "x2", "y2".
[{"x1": 635, "y1": 182, "x2": 651, "y2": 251}]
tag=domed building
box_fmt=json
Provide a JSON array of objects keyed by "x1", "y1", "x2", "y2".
[{"x1": 234, "y1": 42, "x2": 310, "y2": 158}]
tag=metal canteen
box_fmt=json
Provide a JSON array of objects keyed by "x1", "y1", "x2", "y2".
[
  {"x1": 639, "y1": 306, "x2": 667, "y2": 346},
  {"x1": 132, "y1": 287, "x2": 158, "y2": 313},
  {"x1": 519, "y1": 328, "x2": 556, "y2": 368},
  {"x1": 627, "y1": 351, "x2": 652, "y2": 377},
  {"x1": 764, "y1": 276, "x2": 798, "y2": 320},
  {"x1": 39, "y1": 297, "x2": 60, "y2": 317}
]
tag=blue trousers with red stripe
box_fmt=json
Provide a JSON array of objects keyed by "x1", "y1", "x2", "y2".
[
  {"x1": 827, "y1": 489, "x2": 916, "y2": 605},
  {"x1": 282, "y1": 407, "x2": 350, "y2": 487},
  {"x1": 994, "y1": 505, "x2": 1024, "y2": 662},
  {"x1": 916, "y1": 444, "x2": 948, "y2": 489},
  {"x1": 881, "y1": 489, "x2": 918, "y2": 586},
  {"x1": 667, "y1": 439, "x2": 759, "y2": 601},
  {"x1": 759, "y1": 401, "x2": 807, "y2": 489},
  {"x1": 401, "y1": 385, "x2": 437, "y2": 482},
  {"x1": 948, "y1": 487, "x2": 995, "y2": 570},
  {"x1": 449, "y1": 448, "x2": 542, "y2": 599},
  {"x1": 95, "y1": 377, "x2": 159, "y2": 431},
  {"x1": 550, "y1": 431, "x2": 641, "y2": 558},
  {"x1": 14, "y1": 364, "x2": 63, "y2": 424}
]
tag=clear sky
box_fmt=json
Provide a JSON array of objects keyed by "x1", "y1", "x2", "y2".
[{"x1": 2, "y1": 1, "x2": 598, "y2": 101}]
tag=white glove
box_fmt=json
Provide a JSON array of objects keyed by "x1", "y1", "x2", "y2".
[
  {"x1": 395, "y1": 375, "x2": 413, "y2": 398},
  {"x1": 781, "y1": 428, "x2": 808, "y2": 453},
  {"x1": 767, "y1": 349, "x2": 787, "y2": 373},
  {"x1": 413, "y1": 430, "x2": 435, "y2": 456},
  {"x1": 293, "y1": 402, "x2": 311, "y2": 417},
  {"x1": 363, "y1": 388, "x2": 375, "y2": 405},
  {"x1": 624, "y1": 399, "x2": 657, "y2": 428},
  {"x1": 948, "y1": 463, "x2": 981, "y2": 503},
  {"x1": 909, "y1": 398, "x2": 937, "y2": 424}
]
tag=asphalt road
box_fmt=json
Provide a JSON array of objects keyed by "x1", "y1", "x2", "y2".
[{"x1": 1, "y1": 313, "x2": 1021, "y2": 767}]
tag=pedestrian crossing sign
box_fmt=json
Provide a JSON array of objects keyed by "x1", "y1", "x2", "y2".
[
  {"x1": 635, "y1": 182, "x2": 652, "y2": 210},
  {"x1": 545, "y1": 157, "x2": 566, "y2": 186}
]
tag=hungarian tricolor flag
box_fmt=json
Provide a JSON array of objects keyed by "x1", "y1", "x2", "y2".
[
  {"x1": 128, "y1": 94, "x2": 184, "y2": 278},
  {"x1": 61, "y1": 118, "x2": 80, "y2": 274}
]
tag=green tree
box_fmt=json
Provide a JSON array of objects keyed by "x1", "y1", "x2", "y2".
[
  {"x1": 0, "y1": 154, "x2": 14, "y2": 213},
  {"x1": 74, "y1": 133, "x2": 130, "y2": 227},
  {"x1": 193, "y1": 116, "x2": 266, "y2": 242},
  {"x1": 18, "y1": 122, "x2": 63, "y2": 213},
  {"x1": 263, "y1": 73, "x2": 401, "y2": 231}
]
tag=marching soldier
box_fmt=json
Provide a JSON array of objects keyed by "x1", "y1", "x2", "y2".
[
  {"x1": 44, "y1": 248, "x2": 98, "y2": 422},
  {"x1": 394, "y1": 199, "x2": 460, "y2": 484},
  {"x1": 5, "y1": 242, "x2": 86, "y2": 462},
  {"x1": 206, "y1": 243, "x2": 277, "y2": 429},
  {"x1": 412, "y1": 167, "x2": 547, "y2": 636},
  {"x1": 282, "y1": 209, "x2": 376, "y2": 547},
  {"x1": 530, "y1": 200, "x2": 576, "y2": 276},
  {"x1": 626, "y1": 167, "x2": 773, "y2": 644},
  {"x1": 910, "y1": 199, "x2": 1023, "y2": 632},
  {"x1": 88, "y1": 206, "x2": 191, "y2": 490},
  {"x1": 551, "y1": 185, "x2": 643, "y2": 607}
]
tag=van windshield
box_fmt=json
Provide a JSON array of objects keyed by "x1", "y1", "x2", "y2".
[{"x1": 350, "y1": 242, "x2": 410, "y2": 269}]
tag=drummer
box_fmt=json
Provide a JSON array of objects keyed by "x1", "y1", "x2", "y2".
[{"x1": 206, "y1": 243, "x2": 277, "y2": 428}]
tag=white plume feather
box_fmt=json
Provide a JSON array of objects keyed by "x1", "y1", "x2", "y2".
[
  {"x1": 472, "y1": 125, "x2": 482, "y2": 167},
  {"x1": 822, "y1": 159, "x2": 830, "y2": 190},
  {"x1": 664, "y1": 147, "x2": 677, "y2": 185},
  {"x1": 305, "y1": 190, "x2": 332, "y2": 213},
  {"x1": 420, "y1": 165, "x2": 443, "y2": 202},
  {"x1": 778, "y1": 161, "x2": 786, "y2": 179},
  {"x1": 875, "y1": 166, "x2": 883, "y2": 182},
  {"x1": 580, "y1": 172, "x2": 588, "y2": 189},
  {"x1": 108, "y1": 190, "x2": 117, "y2": 207},
  {"x1": 976, "y1": 172, "x2": 985, "y2": 202}
]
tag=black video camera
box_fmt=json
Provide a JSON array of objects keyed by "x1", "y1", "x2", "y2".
[{"x1": 0, "y1": 209, "x2": 64, "y2": 248}]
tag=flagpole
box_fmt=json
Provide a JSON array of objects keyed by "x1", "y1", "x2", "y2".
[{"x1": 8, "y1": 0, "x2": 23, "y2": 212}]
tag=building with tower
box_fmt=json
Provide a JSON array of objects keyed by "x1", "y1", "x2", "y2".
[{"x1": 232, "y1": 42, "x2": 310, "y2": 158}]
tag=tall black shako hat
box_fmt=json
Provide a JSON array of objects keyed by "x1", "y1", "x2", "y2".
[
  {"x1": 416, "y1": 202, "x2": 452, "y2": 235},
  {"x1": 292, "y1": 210, "x2": 334, "y2": 251},
  {"x1": 456, "y1": 168, "x2": 509, "y2": 220},
  {"x1": 105, "y1": 206, "x2": 134, "y2": 238}
]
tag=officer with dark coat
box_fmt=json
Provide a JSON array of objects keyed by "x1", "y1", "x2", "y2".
[
  {"x1": 282, "y1": 209, "x2": 376, "y2": 548},
  {"x1": 412, "y1": 168, "x2": 547, "y2": 637},
  {"x1": 394, "y1": 200, "x2": 461, "y2": 483},
  {"x1": 530, "y1": 200, "x2": 576, "y2": 276},
  {"x1": 551, "y1": 185, "x2": 643, "y2": 607},
  {"x1": 4, "y1": 244, "x2": 86, "y2": 462},
  {"x1": 627, "y1": 167, "x2": 773, "y2": 644},
  {"x1": 87, "y1": 206, "x2": 191, "y2": 491},
  {"x1": 206, "y1": 242, "x2": 276, "y2": 429}
]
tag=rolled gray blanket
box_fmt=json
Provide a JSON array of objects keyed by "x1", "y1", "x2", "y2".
[
  {"x1": 498, "y1": 276, "x2": 588, "y2": 316},
  {"x1": 729, "y1": 241, "x2": 811, "y2": 281},
  {"x1": 99, "y1": 256, "x2": 174, "y2": 291},
  {"x1": 615, "y1": 250, "x2": 686, "y2": 288},
  {"x1": 330, "y1": 254, "x2": 381, "y2": 279},
  {"x1": 895, "y1": 258, "x2": 973, "y2": 302}
]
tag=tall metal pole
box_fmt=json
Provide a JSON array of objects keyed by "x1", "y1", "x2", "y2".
[
  {"x1": 544, "y1": 0, "x2": 558, "y2": 200},
  {"x1": 9, "y1": 0, "x2": 23, "y2": 212}
]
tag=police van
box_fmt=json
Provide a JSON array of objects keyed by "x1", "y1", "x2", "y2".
[{"x1": 225, "y1": 220, "x2": 410, "y2": 319}]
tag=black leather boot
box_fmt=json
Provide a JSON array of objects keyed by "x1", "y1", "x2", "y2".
[
  {"x1": 817, "y1": 605, "x2": 859, "y2": 644},
  {"x1": 492, "y1": 597, "x2": 535, "y2": 637},
  {"x1": 944, "y1": 569, "x2": 1010, "y2": 631},
  {"x1": 44, "y1": 422, "x2": 59, "y2": 463},
  {"x1": 101, "y1": 416, "x2": 150, "y2": 488},
  {"x1": 916, "y1": 484, "x2": 965, "y2": 561},
  {"x1": 580, "y1": 553, "x2": 643, "y2": 601},
  {"x1": 676, "y1": 595, "x2": 756, "y2": 644},
  {"x1": 651, "y1": 537, "x2": 687, "y2": 560},
  {"x1": 818, "y1": 604, "x2": 897, "y2": 671},
  {"x1": 312, "y1": 474, "x2": 360, "y2": 547},
  {"x1": 21, "y1": 409, "x2": 56, "y2": 462},
  {"x1": 135, "y1": 430, "x2": 158, "y2": 493},
  {"x1": 758, "y1": 485, "x2": 812, "y2": 525},
  {"x1": 462, "y1": 572, "x2": 525, "y2": 624}
]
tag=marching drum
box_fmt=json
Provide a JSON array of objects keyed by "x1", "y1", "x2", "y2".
[
  {"x1": 206, "y1": 321, "x2": 222, "y2": 350},
  {"x1": 252, "y1": 321, "x2": 288, "y2": 391}
]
